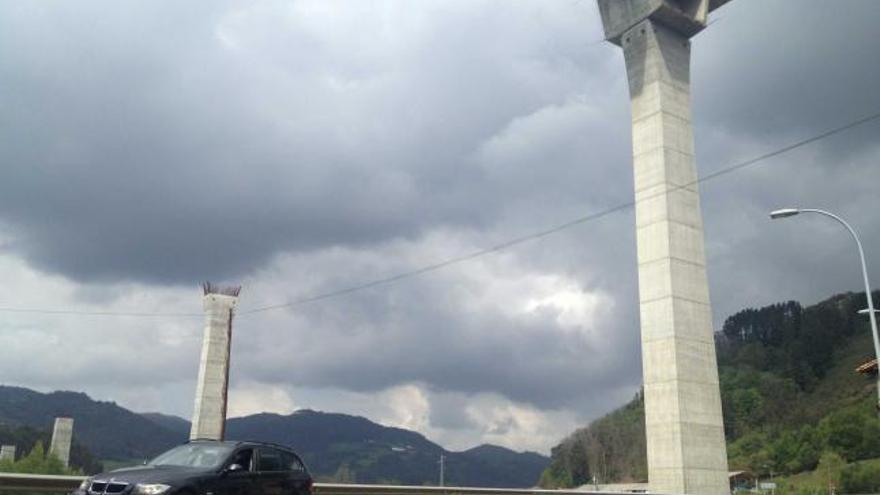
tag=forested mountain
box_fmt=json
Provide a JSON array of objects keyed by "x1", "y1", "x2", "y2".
[
  {"x1": 0, "y1": 422, "x2": 102, "y2": 473},
  {"x1": 156, "y1": 410, "x2": 550, "y2": 486},
  {"x1": 146, "y1": 409, "x2": 550, "y2": 486},
  {"x1": 0, "y1": 386, "x2": 181, "y2": 460},
  {"x1": 140, "y1": 412, "x2": 190, "y2": 436},
  {"x1": 0, "y1": 386, "x2": 548, "y2": 486},
  {"x1": 459, "y1": 444, "x2": 551, "y2": 486},
  {"x1": 227, "y1": 410, "x2": 550, "y2": 486},
  {"x1": 540, "y1": 291, "x2": 880, "y2": 488},
  {"x1": 539, "y1": 392, "x2": 646, "y2": 486}
]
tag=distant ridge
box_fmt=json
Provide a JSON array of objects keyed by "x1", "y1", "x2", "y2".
[
  {"x1": 539, "y1": 290, "x2": 880, "y2": 488},
  {"x1": 0, "y1": 386, "x2": 548, "y2": 486},
  {"x1": 226, "y1": 409, "x2": 549, "y2": 486},
  {"x1": 0, "y1": 385, "x2": 181, "y2": 460},
  {"x1": 140, "y1": 412, "x2": 190, "y2": 437}
]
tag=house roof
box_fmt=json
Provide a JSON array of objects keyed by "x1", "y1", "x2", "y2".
[{"x1": 856, "y1": 359, "x2": 878, "y2": 374}]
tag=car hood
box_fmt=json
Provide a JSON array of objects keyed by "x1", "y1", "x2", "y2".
[{"x1": 92, "y1": 465, "x2": 213, "y2": 485}]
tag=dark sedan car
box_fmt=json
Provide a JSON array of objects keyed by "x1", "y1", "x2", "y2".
[{"x1": 73, "y1": 440, "x2": 313, "y2": 495}]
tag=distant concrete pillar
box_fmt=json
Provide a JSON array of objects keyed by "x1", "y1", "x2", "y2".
[
  {"x1": 190, "y1": 283, "x2": 241, "y2": 441},
  {"x1": 597, "y1": 1, "x2": 732, "y2": 494},
  {"x1": 49, "y1": 417, "x2": 74, "y2": 468},
  {"x1": 0, "y1": 445, "x2": 15, "y2": 462}
]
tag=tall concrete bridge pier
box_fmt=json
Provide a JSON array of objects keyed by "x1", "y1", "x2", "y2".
[
  {"x1": 596, "y1": 1, "x2": 733, "y2": 494},
  {"x1": 190, "y1": 283, "x2": 241, "y2": 441}
]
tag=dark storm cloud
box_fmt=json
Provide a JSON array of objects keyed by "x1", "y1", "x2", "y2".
[
  {"x1": 238, "y1": 280, "x2": 639, "y2": 410},
  {"x1": 702, "y1": 143, "x2": 880, "y2": 325},
  {"x1": 0, "y1": 0, "x2": 878, "y2": 435},
  {"x1": 221, "y1": 0, "x2": 879, "y2": 410},
  {"x1": 687, "y1": 0, "x2": 880, "y2": 322},
  {"x1": 695, "y1": 0, "x2": 880, "y2": 142},
  {"x1": 235, "y1": 203, "x2": 643, "y2": 412},
  {"x1": 0, "y1": 0, "x2": 607, "y2": 284}
]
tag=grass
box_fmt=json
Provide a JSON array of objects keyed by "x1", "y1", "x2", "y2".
[
  {"x1": 775, "y1": 457, "x2": 880, "y2": 495},
  {"x1": 804, "y1": 332, "x2": 876, "y2": 419}
]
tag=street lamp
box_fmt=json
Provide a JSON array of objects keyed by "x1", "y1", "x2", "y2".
[{"x1": 769, "y1": 207, "x2": 880, "y2": 411}]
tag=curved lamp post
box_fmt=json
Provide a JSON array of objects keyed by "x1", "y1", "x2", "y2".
[{"x1": 770, "y1": 208, "x2": 880, "y2": 410}]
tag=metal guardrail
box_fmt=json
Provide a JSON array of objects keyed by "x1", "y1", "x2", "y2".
[
  {"x1": 0, "y1": 473, "x2": 86, "y2": 492},
  {"x1": 0, "y1": 473, "x2": 642, "y2": 495},
  {"x1": 312, "y1": 484, "x2": 623, "y2": 495}
]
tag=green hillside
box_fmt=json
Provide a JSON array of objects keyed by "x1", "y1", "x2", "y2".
[
  {"x1": 0, "y1": 386, "x2": 548, "y2": 486},
  {"x1": 774, "y1": 454, "x2": 880, "y2": 495},
  {"x1": 225, "y1": 410, "x2": 550, "y2": 487},
  {"x1": 140, "y1": 412, "x2": 190, "y2": 437},
  {"x1": 0, "y1": 386, "x2": 182, "y2": 461},
  {"x1": 540, "y1": 291, "x2": 880, "y2": 489},
  {"x1": 0, "y1": 423, "x2": 102, "y2": 473}
]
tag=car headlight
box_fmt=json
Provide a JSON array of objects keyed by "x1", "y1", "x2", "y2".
[
  {"x1": 134, "y1": 484, "x2": 171, "y2": 495},
  {"x1": 79, "y1": 479, "x2": 92, "y2": 491}
]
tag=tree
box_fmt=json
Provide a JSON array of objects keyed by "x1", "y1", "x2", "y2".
[
  {"x1": 0, "y1": 441, "x2": 77, "y2": 475},
  {"x1": 819, "y1": 408, "x2": 874, "y2": 461},
  {"x1": 0, "y1": 424, "x2": 101, "y2": 474},
  {"x1": 841, "y1": 461, "x2": 880, "y2": 494},
  {"x1": 817, "y1": 451, "x2": 845, "y2": 494}
]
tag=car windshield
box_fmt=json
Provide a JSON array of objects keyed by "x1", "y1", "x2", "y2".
[{"x1": 148, "y1": 443, "x2": 235, "y2": 469}]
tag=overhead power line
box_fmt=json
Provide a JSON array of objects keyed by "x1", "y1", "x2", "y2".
[
  {"x1": 2, "y1": 111, "x2": 879, "y2": 319},
  {"x1": 239, "y1": 110, "x2": 880, "y2": 314},
  {"x1": 0, "y1": 306, "x2": 201, "y2": 317}
]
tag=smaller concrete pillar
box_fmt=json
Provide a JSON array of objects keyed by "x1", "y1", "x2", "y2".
[
  {"x1": 190, "y1": 283, "x2": 241, "y2": 441},
  {"x1": 49, "y1": 417, "x2": 74, "y2": 467},
  {"x1": 0, "y1": 445, "x2": 15, "y2": 462}
]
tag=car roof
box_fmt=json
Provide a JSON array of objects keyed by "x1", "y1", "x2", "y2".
[{"x1": 186, "y1": 439, "x2": 300, "y2": 454}]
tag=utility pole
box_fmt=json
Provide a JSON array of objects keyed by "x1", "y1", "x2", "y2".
[{"x1": 439, "y1": 454, "x2": 445, "y2": 487}]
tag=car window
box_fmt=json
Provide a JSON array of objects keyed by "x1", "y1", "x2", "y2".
[
  {"x1": 149, "y1": 443, "x2": 236, "y2": 469},
  {"x1": 280, "y1": 451, "x2": 305, "y2": 472},
  {"x1": 229, "y1": 448, "x2": 255, "y2": 472},
  {"x1": 258, "y1": 448, "x2": 284, "y2": 472}
]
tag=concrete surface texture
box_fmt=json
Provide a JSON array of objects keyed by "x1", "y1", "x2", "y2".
[
  {"x1": 190, "y1": 290, "x2": 239, "y2": 441},
  {"x1": 49, "y1": 417, "x2": 73, "y2": 468},
  {"x1": 0, "y1": 445, "x2": 15, "y2": 462},
  {"x1": 598, "y1": 1, "x2": 731, "y2": 494},
  {"x1": 598, "y1": 0, "x2": 730, "y2": 45}
]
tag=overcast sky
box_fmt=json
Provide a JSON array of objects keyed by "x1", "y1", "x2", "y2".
[{"x1": 1, "y1": 0, "x2": 878, "y2": 455}]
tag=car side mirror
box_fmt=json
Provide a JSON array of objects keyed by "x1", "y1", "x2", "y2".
[{"x1": 225, "y1": 463, "x2": 245, "y2": 474}]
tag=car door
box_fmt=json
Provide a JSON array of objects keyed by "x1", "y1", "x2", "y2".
[
  {"x1": 280, "y1": 451, "x2": 311, "y2": 495},
  {"x1": 216, "y1": 448, "x2": 259, "y2": 495},
  {"x1": 255, "y1": 447, "x2": 286, "y2": 495},
  {"x1": 256, "y1": 447, "x2": 311, "y2": 495}
]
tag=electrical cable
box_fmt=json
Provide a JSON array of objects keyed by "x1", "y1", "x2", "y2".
[
  {"x1": 0, "y1": 306, "x2": 201, "y2": 317},
  {"x1": 238, "y1": 110, "x2": 880, "y2": 314},
  {"x1": 1, "y1": 111, "x2": 878, "y2": 318}
]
